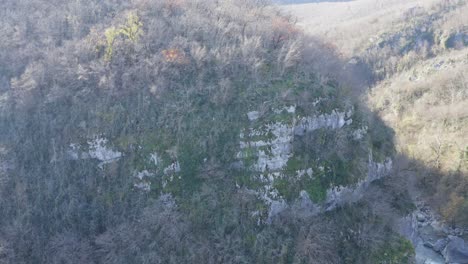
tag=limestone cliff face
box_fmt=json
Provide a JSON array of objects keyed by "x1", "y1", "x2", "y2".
[
  {"x1": 235, "y1": 105, "x2": 393, "y2": 221},
  {"x1": 52, "y1": 101, "x2": 388, "y2": 231},
  {"x1": 58, "y1": 102, "x2": 392, "y2": 226}
]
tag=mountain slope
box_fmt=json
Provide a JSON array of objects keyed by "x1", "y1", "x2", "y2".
[
  {"x1": 287, "y1": 0, "x2": 468, "y2": 263},
  {"x1": 0, "y1": 0, "x2": 414, "y2": 263}
]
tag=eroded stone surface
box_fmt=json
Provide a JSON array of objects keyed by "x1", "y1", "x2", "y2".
[
  {"x1": 444, "y1": 236, "x2": 468, "y2": 264},
  {"x1": 398, "y1": 204, "x2": 468, "y2": 264},
  {"x1": 324, "y1": 156, "x2": 393, "y2": 211},
  {"x1": 238, "y1": 106, "x2": 394, "y2": 222},
  {"x1": 67, "y1": 137, "x2": 122, "y2": 169}
]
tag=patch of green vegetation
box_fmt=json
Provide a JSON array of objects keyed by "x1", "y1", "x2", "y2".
[
  {"x1": 233, "y1": 171, "x2": 264, "y2": 190},
  {"x1": 249, "y1": 108, "x2": 296, "y2": 129},
  {"x1": 170, "y1": 141, "x2": 204, "y2": 197},
  {"x1": 162, "y1": 175, "x2": 186, "y2": 198},
  {"x1": 244, "y1": 233, "x2": 257, "y2": 249},
  {"x1": 255, "y1": 199, "x2": 269, "y2": 215},
  {"x1": 284, "y1": 156, "x2": 304, "y2": 174},
  {"x1": 104, "y1": 27, "x2": 120, "y2": 61},
  {"x1": 286, "y1": 155, "x2": 358, "y2": 203},
  {"x1": 313, "y1": 85, "x2": 347, "y2": 114},
  {"x1": 304, "y1": 176, "x2": 327, "y2": 202},
  {"x1": 270, "y1": 111, "x2": 295, "y2": 125},
  {"x1": 318, "y1": 129, "x2": 333, "y2": 147},
  {"x1": 269, "y1": 78, "x2": 295, "y2": 94},
  {"x1": 119, "y1": 13, "x2": 143, "y2": 42},
  {"x1": 273, "y1": 176, "x2": 298, "y2": 202},
  {"x1": 278, "y1": 158, "x2": 342, "y2": 203},
  {"x1": 370, "y1": 237, "x2": 415, "y2": 264},
  {"x1": 104, "y1": 12, "x2": 143, "y2": 60},
  {"x1": 328, "y1": 154, "x2": 356, "y2": 187},
  {"x1": 119, "y1": 130, "x2": 174, "y2": 172},
  {"x1": 241, "y1": 146, "x2": 258, "y2": 168},
  {"x1": 282, "y1": 130, "x2": 360, "y2": 202},
  {"x1": 115, "y1": 134, "x2": 138, "y2": 150}
]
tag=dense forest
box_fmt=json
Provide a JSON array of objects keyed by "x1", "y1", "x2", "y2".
[{"x1": 0, "y1": 0, "x2": 466, "y2": 263}]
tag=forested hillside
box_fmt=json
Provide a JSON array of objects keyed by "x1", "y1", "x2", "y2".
[
  {"x1": 288, "y1": 0, "x2": 468, "y2": 263},
  {"x1": 2, "y1": 0, "x2": 464, "y2": 263}
]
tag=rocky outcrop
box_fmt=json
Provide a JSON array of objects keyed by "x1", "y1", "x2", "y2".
[
  {"x1": 67, "y1": 137, "x2": 122, "y2": 168},
  {"x1": 399, "y1": 203, "x2": 468, "y2": 264},
  {"x1": 324, "y1": 156, "x2": 392, "y2": 211},
  {"x1": 239, "y1": 106, "x2": 394, "y2": 222},
  {"x1": 444, "y1": 236, "x2": 468, "y2": 264},
  {"x1": 294, "y1": 109, "x2": 352, "y2": 136}
]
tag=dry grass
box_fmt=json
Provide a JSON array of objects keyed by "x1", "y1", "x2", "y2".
[
  {"x1": 369, "y1": 48, "x2": 468, "y2": 170},
  {"x1": 437, "y1": 2, "x2": 468, "y2": 32}
]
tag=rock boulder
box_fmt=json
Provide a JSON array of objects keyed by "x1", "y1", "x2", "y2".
[{"x1": 444, "y1": 236, "x2": 468, "y2": 264}]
